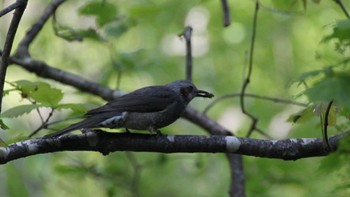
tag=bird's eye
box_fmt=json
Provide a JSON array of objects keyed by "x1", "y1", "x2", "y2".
[{"x1": 180, "y1": 85, "x2": 194, "y2": 95}]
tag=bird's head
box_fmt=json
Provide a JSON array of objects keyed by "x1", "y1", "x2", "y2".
[{"x1": 165, "y1": 80, "x2": 214, "y2": 103}]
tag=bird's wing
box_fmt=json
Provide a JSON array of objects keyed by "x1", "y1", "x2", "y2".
[{"x1": 86, "y1": 86, "x2": 179, "y2": 115}]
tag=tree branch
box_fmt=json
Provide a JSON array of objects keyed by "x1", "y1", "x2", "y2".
[
  {"x1": 0, "y1": 0, "x2": 27, "y2": 112},
  {"x1": 0, "y1": 0, "x2": 22, "y2": 17},
  {"x1": 16, "y1": 0, "x2": 66, "y2": 56},
  {"x1": 179, "y1": 26, "x2": 193, "y2": 81},
  {"x1": 0, "y1": 130, "x2": 347, "y2": 165},
  {"x1": 220, "y1": 0, "x2": 231, "y2": 27},
  {"x1": 334, "y1": 0, "x2": 350, "y2": 18},
  {"x1": 11, "y1": 56, "x2": 123, "y2": 101}
]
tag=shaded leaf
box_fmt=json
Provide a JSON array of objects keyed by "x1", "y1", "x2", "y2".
[
  {"x1": 1, "y1": 104, "x2": 42, "y2": 118},
  {"x1": 323, "y1": 20, "x2": 350, "y2": 43},
  {"x1": 287, "y1": 105, "x2": 315, "y2": 123},
  {"x1": 303, "y1": 73, "x2": 350, "y2": 109},
  {"x1": 323, "y1": 20, "x2": 350, "y2": 53},
  {"x1": 0, "y1": 137, "x2": 7, "y2": 147},
  {"x1": 79, "y1": 1, "x2": 117, "y2": 27},
  {"x1": 0, "y1": 119, "x2": 9, "y2": 130},
  {"x1": 54, "y1": 24, "x2": 103, "y2": 42},
  {"x1": 56, "y1": 103, "x2": 90, "y2": 114},
  {"x1": 105, "y1": 21, "x2": 129, "y2": 38}
]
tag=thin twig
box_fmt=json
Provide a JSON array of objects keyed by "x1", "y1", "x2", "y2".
[
  {"x1": 240, "y1": 1, "x2": 260, "y2": 137},
  {"x1": 179, "y1": 26, "x2": 193, "y2": 81},
  {"x1": 221, "y1": 0, "x2": 231, "y2": 27},
  {"x1": 28, "y1": 108, "x2": 55, "y2": 138},
  {"x1": 0, "y1": 1, "x2": 22, "y2": 17},
  {"x1": 0, "y1": 0, "x2": 27, "y2": 113},
  {"x1": 204, "y1": 93, "x2": 307, "y2": 114},
  {"x1": 323, "y1": 100, "x2": 334, "y2": 151},
  {"x1": 17, "y1": 0, "x2": 66, "y2": 56},
  {"x1": 334, "y1": 0, "x2": 350, "y2": 18}
]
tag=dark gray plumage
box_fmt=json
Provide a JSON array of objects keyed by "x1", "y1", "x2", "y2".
[{"x1": 44, "y1": 80, "x2": 213, "y2": 138}]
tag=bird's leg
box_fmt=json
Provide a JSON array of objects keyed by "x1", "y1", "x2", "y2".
[
  {"x1": 81, "y1": 128, "x2": 92, "y2": 134},
  {"x1": 124, "y1": 128, "x2": 131, "y2": 133},
  {"x1": 149, "y1": 127, "x2": 162, "y2": 135}
]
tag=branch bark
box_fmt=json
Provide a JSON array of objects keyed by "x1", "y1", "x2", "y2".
[{"x1": 0, "y1": 130, "x2": 346, "y2": 164}]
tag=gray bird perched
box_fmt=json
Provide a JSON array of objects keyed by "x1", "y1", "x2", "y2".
[{"x1": 44, "y1": 80, "x2": 213, "y2": 138}]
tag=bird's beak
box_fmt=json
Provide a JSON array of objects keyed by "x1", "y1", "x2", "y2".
[{"x1": 196, "y1": 90, "x2": 214, "y2": 98}]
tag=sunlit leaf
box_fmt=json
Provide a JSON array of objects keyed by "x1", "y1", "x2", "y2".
[
  {"x1": 29, "y1": 84, "x2": 63, "y2": 107},
  {"x1": 14, "y1": 80, "x2": 38, "y2": 96},
  {"x1": 12, "y1": 80, "x2": 64, "y2": 106}
]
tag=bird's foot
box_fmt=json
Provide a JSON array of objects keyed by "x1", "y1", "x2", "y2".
[
  {"x1": 149, "y1": 128, "x2": 162, "y2": 135},
  {"x1": 155, "y1": 130, "x2": 162, "y2": 135},
  {"x1": 81, "y1": 128, "x2": 92, "y2": 134}
]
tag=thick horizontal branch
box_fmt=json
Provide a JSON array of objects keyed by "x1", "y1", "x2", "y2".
[{"x1": 0, "y1": 130, "x2": 347, "y2": 164}]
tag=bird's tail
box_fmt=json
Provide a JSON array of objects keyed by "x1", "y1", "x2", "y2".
[{"x1": 43, "y1": 116, "x2": 105, "y2": 138}]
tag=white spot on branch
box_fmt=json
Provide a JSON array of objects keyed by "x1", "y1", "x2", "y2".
[
  {"x1": 225, "y1": 136, "x2": 240, "y2": 152},
  {"x1": 167, "y1": 135, "x2": 175, "y2": 143}
]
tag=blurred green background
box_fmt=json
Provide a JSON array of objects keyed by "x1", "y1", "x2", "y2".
[{"x1": 1, "y1": 0, "x2": 350, "y2": 196}]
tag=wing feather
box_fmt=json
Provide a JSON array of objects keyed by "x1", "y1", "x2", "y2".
[{"x1": 86, "y1": 86, "x2": 178, "y2": 115}]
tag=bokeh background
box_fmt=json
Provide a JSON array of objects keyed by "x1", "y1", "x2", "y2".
[{"x1": 1, "y1": 0, "x2": 349, "y2": 196}]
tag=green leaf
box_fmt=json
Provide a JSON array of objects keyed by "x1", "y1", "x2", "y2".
[
  {"x1": 303, "y1": 73, "x2": 350, "y2": 109},
  {"x1": 0, "y1": 119, "x2": 9, "y2": 130},
  {"x1": 56, "y1": 103, "x2": 90, "y2": 114},
  {"x1": 323, "y1": 20, "x2": 350, "y2": 43},
  {"x1": 55, "y1": 25, "x2": 103, "y2": 42},
  {"x1": 1, "y1": 104, "x2": 42, "y2": 118},
  {"x1": 29, "y1": 84, "x2": 63, "y2": 107},
  {"x1": 0, "y1": 136, "x2": 7, "y2": 147},
  {"x1": 12, "y1": 80, "x2": 64, "y2": 106},
  {"x1": 77, "y1": 28, "x2": 104, "y2": 41},
  {"x1": 14, "y1": 80, "x2": 38, "y2": 96},
  {"x1": 79, "y1": 1, "x2": 117, "y2": 27},
  {"x1": 104, "y1": 21, "x2": 129, "y2": 38},
  {"x1": 287, "y1": 106, "x2": 315, "y2": 123},
  {"x1": 323, "y1": 20, "x2": 350, "y2": 53}
]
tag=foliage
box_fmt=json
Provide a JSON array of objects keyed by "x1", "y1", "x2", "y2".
[{"x1": 1, "y1": 0, "x2": 350, "y2": 197}]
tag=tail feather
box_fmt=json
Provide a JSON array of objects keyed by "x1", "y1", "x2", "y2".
[{"x1": 43, "y1": 116, "x2": 104, "y2": 138}]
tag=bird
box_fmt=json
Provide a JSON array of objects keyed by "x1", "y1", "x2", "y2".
[{"x1": 43, "y1": 80, "x2": 214, "y2": 138}]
